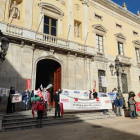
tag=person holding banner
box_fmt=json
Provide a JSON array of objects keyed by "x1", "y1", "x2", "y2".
[
  {"x1": 21, "y1": 89, "x2": 29, "y2": 111},
  {"x1": 103, "y1": 92, "x2": 108, "y2": 115},
  {"x1": 54, "y1": 90, "x2": 60, "y2": 118},
  {"x1": 42, "y1": 88, "x2": 48, "y2": 115},
  {"x1": 9, "y1": 86, "x2": 15, "y2": 113},
  {"x1": 36, "y1": 96, "x2": 45, "y2": 128}
]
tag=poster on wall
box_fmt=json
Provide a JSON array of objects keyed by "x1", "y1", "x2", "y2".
[
  {"x1": 60, "y1": 94, "x2": 112, "y2": 110},
  {"x1": 98, "y1": 76, "x2": 106, "y2": 87},
  {"x1": 62, "y1": 89, "x2": 89, "y2": 99}
]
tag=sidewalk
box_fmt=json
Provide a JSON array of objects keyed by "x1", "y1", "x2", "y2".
[{"x1": 0, "y1": 117, "x2": 140, "y2": 140}]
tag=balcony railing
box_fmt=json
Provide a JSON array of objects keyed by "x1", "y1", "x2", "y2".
[
  {"x1": 6, "y1": 24, "x2": 23, "y2": 36},
  {"x1": 117, "y1": 55, "x2": 132, "y2": 65},
  {"x1": 0, "y1": 22, "x2": 96, "y2": 56}
]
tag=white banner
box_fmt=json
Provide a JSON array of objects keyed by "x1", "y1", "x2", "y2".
[
  {"x1": 12, "y1": 94, "x2": 22, "y2": 103},
  {"x1": 107, "y1": 92, "x2": 116, "y2": 101},
  {"x1": 62, "y1": 89, "x2": 89, "y2": 99},
  {"x1": 60, "y1": 94, "x2": 112, "y2": 110}
]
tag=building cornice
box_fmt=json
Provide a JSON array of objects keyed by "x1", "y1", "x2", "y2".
[{"x1": 90, "y1": 0, "x2": 140, "y2": 26}]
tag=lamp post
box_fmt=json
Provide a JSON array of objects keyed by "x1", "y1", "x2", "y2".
[
  {"x1": 109, "y1": 57, "x2": 125, "y2": 108},
  {"x1": 0, "y1": 30, "x2": 9, "y2": 62}
]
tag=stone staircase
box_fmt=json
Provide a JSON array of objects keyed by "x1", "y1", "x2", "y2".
[{"x1": 1, "y1": 109, "x2": 116, "y2": 132}]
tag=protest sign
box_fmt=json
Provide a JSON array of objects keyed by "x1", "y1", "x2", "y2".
[
  {"x1": 12, "y1": 94, "x2": 22, "y2": 103},
  {"x1": 107, "y1": 92, "x2": 116, "y2": 100},
  {"x1": 60, "y1": 94, "x2": 112, "y2": 110},
  {"x1": 46, "y1": 84, "x2": 53, "y2": 89},
  {"x1": 136, "y1": 102, "x2": 140, "y2": 112},
  {"x1": 98, "y1": 92, "x2": 104, "y2": 97}
]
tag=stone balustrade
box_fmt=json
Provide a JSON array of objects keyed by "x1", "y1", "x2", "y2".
[
  {"x1": 117, "y1": 55, "x2": 132, "y2": 65},
  {"x1": 35, "y1": 32, "x2": 68, "y2": 47},
  {"x1": 0, "y1": 22, "x2": 96, "y2": 56},
  {"x1": 6, "y1": 24, "x2": 23, "y2": 36}
]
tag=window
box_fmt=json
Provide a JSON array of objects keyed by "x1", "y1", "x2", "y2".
[
  {"x1": 116, "y1": 23, "x2": 122, "y2": 29},
  {"x1": 96, "y1": 35, "x2": 103, "y2": 53},
  {"x1": 98, "y1": 70, "x2": 106, "y2": 92},
  {"x1": 95, "y1": 14, "x2": 102, "y2": 20},
  {"x1": 118, "y1": 42, "x2": 124, "y2": 55},
  {"x1": 135, "y1": 48, "x2": 140, "y2": 61},
  {"x1": 121, "y1": 73, "x2": 128, "y2": 93},
  {"x1": 133, "y1": 31, "x2": 138, "y2": 36},
  {"x1": 44, "y1": 16, "x2": 57, "y2": 36}
]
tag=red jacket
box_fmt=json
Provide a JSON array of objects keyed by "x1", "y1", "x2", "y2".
[{"x1": 36, "y1": 101, "x2": 45, "y2": 113}]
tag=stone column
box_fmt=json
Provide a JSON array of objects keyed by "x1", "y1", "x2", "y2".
[
  {"x1": 25, "y1": 0, "x2": 34, "y2": 29},
  {"x1": 68, "y1": 0, "x2": 73, "y2": 40},
  {"x1": 0, "y1": 0, "x2": 7, "y2": 21},
  {"x1": 83, "y1": 2, "x2": 89, "y2": 45}
]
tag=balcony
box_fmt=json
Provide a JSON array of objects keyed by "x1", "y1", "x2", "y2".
[
  {"x1": 117, "y1": 55, "x2": 132, "y2": 65},
  {"x1": 0, "y1": 22, "x2": 96, "y2": 57}
]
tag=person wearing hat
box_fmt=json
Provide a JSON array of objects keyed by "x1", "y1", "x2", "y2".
[
  {"x1": 129, "y1": 96, "x2": 137, "y2": 119},
  {"x1": 114, "y1": 95, "x2": 123, "y2": 116}
]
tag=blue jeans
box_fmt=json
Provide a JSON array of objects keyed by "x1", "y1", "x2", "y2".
[
  {"x1": 104, "y1": 109, "x2": 108, "y2": 114},
  {"x1": 21, "y1": 100, "x2": 28, "y2": 111},
  {"x1": 55, "y1": 104, "x2": 60, "y2": 117},
  {"x1": 130, "y1": 111, "x2": 136, "y2": 118}
]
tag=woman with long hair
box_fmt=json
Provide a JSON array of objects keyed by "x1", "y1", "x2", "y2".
[{"x1": 36, "y1": 96, "x2": 45, "y2": 128}]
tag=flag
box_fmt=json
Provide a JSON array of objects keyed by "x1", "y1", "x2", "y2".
[
  {"x1": 37, "y1": 91, "x2": 45, "y2": 101},
  {"x1": 40, "y1": 84, "x2": 43, "y2": 91},
  {"x1": 32, "y1": 101, "x2": 35, "y2": 118},
  {"x1": 138, "y1": 92, "x2": 140, "y2": 98},
  {"x1": 46, "y1": 84, "x2": 53, "y2": 90},
  {"x1": 47, "y1": 92, "x2": 50, "y2": 105},
  {"x1": 60, "y1": 103, "x2": 64, "y2": 115}
]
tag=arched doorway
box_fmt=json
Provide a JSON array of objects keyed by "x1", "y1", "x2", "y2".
[{"x1": 35, "y1": 59, "x2": 61, "y2": 106}]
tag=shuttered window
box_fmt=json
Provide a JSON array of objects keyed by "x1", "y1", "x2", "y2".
[
  {"x1": 96, "y1": 35, "x2": 103, "y2": 53},
  {"x1": 118, "y1": 42, "x2": 124, "y2": 55},
  {"x1": 135, "y1": 48, "x2": 140, "y2": 61}
]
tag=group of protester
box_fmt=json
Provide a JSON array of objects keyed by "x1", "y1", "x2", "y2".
[
  {"x1": 91, "y1": 88, "x2": 138, "y2": 119},
  {"x1": 6, "y1": 86, "x2": 138, "y2": 128},
  {"x1": 21, "y1": 87, "x2": 61, "y2": 128}
]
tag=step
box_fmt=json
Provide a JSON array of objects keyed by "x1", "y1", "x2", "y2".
[
  {"x1": 2, "y1": 118, "x2": 83, "y2": 132},
  {"x1": 2, "y1": 116, "x2": 78, "y2": 126},
  {"x1": 1, "y1": 115, "x2": 116, "y2": 132}
]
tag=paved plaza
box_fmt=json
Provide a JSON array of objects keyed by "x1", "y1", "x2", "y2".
[{"x1": 0, "y1": 117, "x2": 140, "y2": 140}]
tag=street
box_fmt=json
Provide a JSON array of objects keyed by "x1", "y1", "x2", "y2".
[{"x1": 0, "y1": 117, "x2": 140, "y2": 140}]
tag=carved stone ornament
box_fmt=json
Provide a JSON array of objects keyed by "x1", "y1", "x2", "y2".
[
  {"x1": 56, "y1": 0, "x2": 66, "y2": 5},
  {"x1": 74, "y1": 23, "x2": 80, "y2": 39},
  {"x1": 75, "y1": 4, "x2": 80, "y2": 10},
  {"x1": 80, "y1": 0, "x2": 89, "y2": 7},
  {"x1": 10, "y1": 1, "x2": 20, "y2": 20}
]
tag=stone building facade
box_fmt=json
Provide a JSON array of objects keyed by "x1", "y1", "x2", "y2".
[{"x1": 0, "y1": 0, "x2": 140, "y2": 110}]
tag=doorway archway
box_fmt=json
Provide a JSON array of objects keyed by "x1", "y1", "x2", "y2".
[{"x1": 35, "y1": 59, "x2": 61, "y2": 106}]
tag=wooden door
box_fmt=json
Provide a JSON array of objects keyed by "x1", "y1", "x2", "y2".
[{"x1": 53, "y1": 67, "x2": 61, "y2": 107}]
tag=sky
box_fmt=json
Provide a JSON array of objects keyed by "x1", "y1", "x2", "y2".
[{"x1": 112, "y1": 0, "x2": 140, "y2": 15}]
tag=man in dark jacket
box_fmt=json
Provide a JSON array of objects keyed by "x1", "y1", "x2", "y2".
[
  {"x1": 54, "y1": 90, "x2": 60, "y2": 118},
  {"x1": 21, "y1": 89, "x2": 29, "y2": 111},
  {"x1": 114, "y1": 95, "x2": 123, "y2": 116},
  {"x1": 93, "y1": 90, "x2": 98, "y2": 99}
]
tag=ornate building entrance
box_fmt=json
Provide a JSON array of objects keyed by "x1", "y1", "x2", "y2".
[{"x1": 35, "y1": 59, "x2": 61, "y2": 106}]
